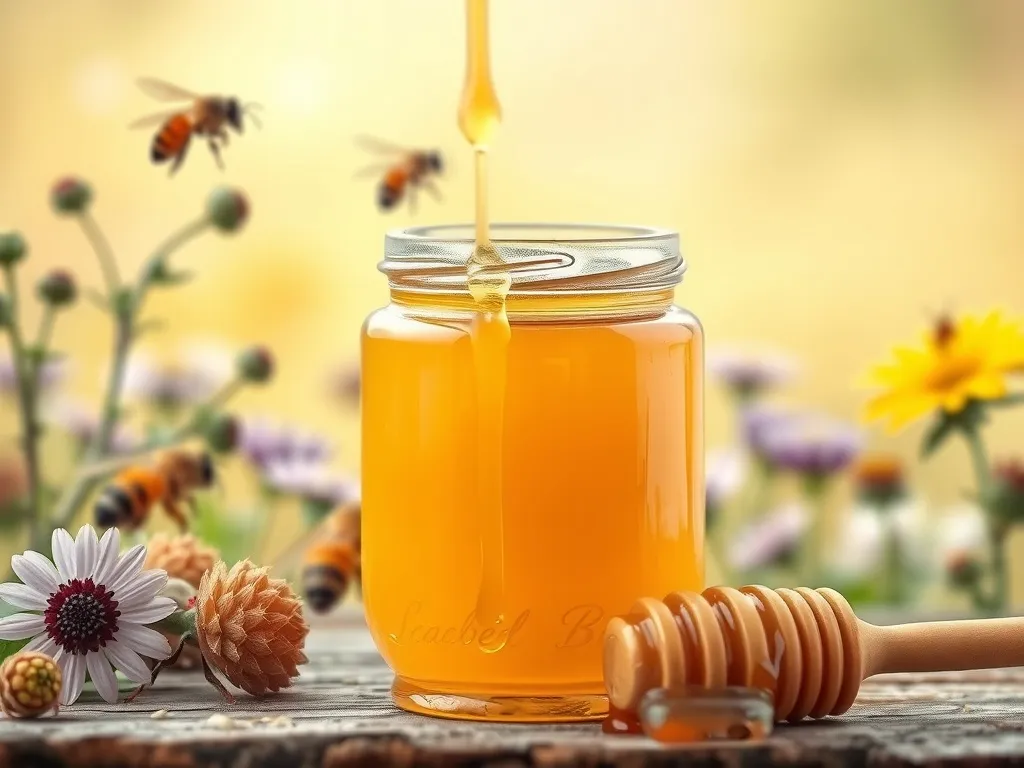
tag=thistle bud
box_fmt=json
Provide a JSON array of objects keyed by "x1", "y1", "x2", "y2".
[
  {"x1": 946, "y1": 551, "x2": 983, "y2": 591},
  {"x1": 50, "y1": 177, "x2": 93, "y2": 215},
  {"x1": 986, "y1": 459, "x2": 1024, "y2": 525},
  {"x1": 37, "y1": 270, "x2": 77, "y2": 308},
  {"x1": 203, "y1": 412, "x2": 240, "y2": 454},
  {"x1": 854, "y1": 455, "x2": 906, "y2": 509},
  {"x1": 206, "y1": 188, "x2": 250, "y2": 233},
  {"x1": 0, "y1": 232, "x2": 27, "y2": 267},
  {"x1": 237, "y1": 346, "x2": 274, "y2": 384}
]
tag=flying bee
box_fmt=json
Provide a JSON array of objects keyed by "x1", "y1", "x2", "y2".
[
  {"x1": 301, "y1": 501, "x2": 361, "y2": 614},
  {"x1": 354, "y1": 135, "x2": 444, "y2": 213},
  {"x1": 94, "y1": 450, "x2": 215, "y2": 533},
  {"x1": 129, "y1": 78, "x2": 263, "y2": 175}
]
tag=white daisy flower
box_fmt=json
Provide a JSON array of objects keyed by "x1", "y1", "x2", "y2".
[{"x1": 0, "y1": 526, "x2": 176, "y2": 705}]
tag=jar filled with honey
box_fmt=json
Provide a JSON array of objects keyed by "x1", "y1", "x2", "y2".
[{"x1": 361, "y1": 223, "x2": 704, "y2": 722}]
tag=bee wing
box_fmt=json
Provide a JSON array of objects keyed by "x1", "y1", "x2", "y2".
[
  {"x1": 127, "y1": 109, "x2": 183, "y2": 130},
  {"x1": 352, "y1": 162, "x2": 392, "y2": 180},
  {"x1": 271, "y1": 522, "x2": 331, "y2": 579},
  {"x1": 136, "y1": 77, "x2": 201, "y2": 102},
  {"x1": 354, "y1": 134, "x2": 410, "y2": 156}
]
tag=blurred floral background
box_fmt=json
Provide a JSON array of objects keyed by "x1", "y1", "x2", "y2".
[{"x1": 2, "y1": 0, "x2": 1024, "y2": 616}]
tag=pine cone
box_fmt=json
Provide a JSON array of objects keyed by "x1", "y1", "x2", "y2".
[
  {"x1": 145, "y1": 534, "x2": 219, "y2": 589},
  {"x1": 195, "y1": 560, "x2": 309, "y2": 696},
  {"x1": 0, "y1": 652, "x2": 61, "y2": 718}
]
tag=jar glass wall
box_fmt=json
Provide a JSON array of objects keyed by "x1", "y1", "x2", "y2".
[{"x1": 361, "y1": 224, "x2": 704, "y2": 722}]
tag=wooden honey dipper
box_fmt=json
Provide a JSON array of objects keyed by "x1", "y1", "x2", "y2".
[{"x1": 604, "y1": 585, "x2": 1024, "y2": 723}]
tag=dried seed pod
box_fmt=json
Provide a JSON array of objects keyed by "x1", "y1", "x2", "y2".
[{"x1": 0, "y1": 651, "x2": 62, "y2": 719}]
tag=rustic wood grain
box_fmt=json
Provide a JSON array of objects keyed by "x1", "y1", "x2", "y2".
[{"x1": 1, "y1": 612, "x2": 1023, "y2": 767}]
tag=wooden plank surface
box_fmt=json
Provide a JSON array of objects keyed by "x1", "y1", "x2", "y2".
[{"x1": 1, "y1": 612, "x2": 1024, "y2": 767}]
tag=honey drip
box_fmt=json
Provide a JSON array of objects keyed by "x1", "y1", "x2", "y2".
[
  {"x1": 460, "y1": 0, "x2": 511, "y2": 642},
  {"x1": 604, "y1": 584, "x2": 1024, "y2": 724}
]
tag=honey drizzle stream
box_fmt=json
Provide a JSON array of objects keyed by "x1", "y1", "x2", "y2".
[{"x1": 460, "y1": 0, "x2": 510, "y2": 644}]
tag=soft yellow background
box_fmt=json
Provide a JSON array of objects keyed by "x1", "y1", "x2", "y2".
[{"x1": 2, "y1": 1, "x2": 1024, "y2": 594}]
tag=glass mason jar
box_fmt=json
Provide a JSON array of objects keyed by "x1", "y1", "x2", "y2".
[{"x1": 361, "y1": 224, "x2": 704, "y2": 722}]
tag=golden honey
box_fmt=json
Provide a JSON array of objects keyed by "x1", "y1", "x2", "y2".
[
  {"x1": 361, "y1": 0, "x2": 702, "y2": 724},
  {"x1": 362, "y1": 223, "x2": 705, "y2": 721}
]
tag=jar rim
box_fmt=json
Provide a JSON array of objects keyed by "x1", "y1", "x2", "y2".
[
  {"x1": 381, "y1": 221, "x2": 685, "y2": 296},
  {"x1": 386, "y1": 222, "x2": 677, "y2": 246}
]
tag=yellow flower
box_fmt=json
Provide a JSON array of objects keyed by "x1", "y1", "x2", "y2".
[{"x1": 865, "y1": 311, "x2": 1024, "y2": 431}]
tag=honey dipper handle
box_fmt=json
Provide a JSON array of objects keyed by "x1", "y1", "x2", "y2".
[{"x1": 860, "y1": 617, "x2": 1024, "y2": 677}]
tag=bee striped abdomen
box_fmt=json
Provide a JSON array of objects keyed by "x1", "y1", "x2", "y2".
[
  {"x1": 302, "y1": 542, "x2": 359, "y2": 613},
  {"x1": 377, "y1": 167, "x2": 408, "y2": 210},
  {"x1": 151, "y1": 114, "x2": 193, "y2": 163}
]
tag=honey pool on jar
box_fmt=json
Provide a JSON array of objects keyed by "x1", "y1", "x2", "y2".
[{"x1": 361, "y1": 223, "x2": 704, "y2": 722}]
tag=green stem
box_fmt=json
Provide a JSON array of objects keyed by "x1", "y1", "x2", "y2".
[
  {"x1": 155, "y1": 608, "x2": 197, "y2": 639},
  {"x1": 50, "y1": 216, "x2": 213, "y2": 530},
  {"x1": 252, "y1": 487, "x2": 279, "y2": 564},
  {"x1": 963, "y1": 574, "x2": 991, "y2": 613},
  {"x1": 148, "y1": 217, "x2": 211, "y2": 265},
  {"x1": 34, "y1": 306, "x2": 56, "y2": 356},
  {"x1": 2, "y1": 265, "x2": 43, "y2": 550},
  {"x1": 880, "y1": 507, "x2": 905, "y2": 605},
  {"x1": 77, "y1": 211, "x2": 121, "y2": 294},
  {"x1": 960, "y1": 425, "x2": 1007, "y2": 613},
  {"x1": 707, "y1": 523, "x2": 734, "y2": 586},
  {"x1": 202, "y1": 377, "x2": 242, "y2": 414},
  {"x1": 800, "y1": 476, "x2": 829, "y2": 587}
]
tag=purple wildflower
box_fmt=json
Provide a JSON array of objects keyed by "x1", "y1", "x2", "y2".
[
  {"x1": 741, "y1": 404, "x2": 799, "y2": 464},
  {"x1": 759, "y1": 415, "x2": 862, "y2": 477},
  {"x1": 728, "y1": 503, "x2": 809, "y2": 572},
  {"x1": 45, "y1": 398, "x2": 138, "y2": 454},
  {"x1": 238, "y1": 418, "x2": 334, "y2": 472},
  {"x1": 263, "y1": 460, "x2": 359, "y2": 507},
  {"x1": 122, "y1": 344, "x2": 232, "y2": 410},
  {"x1": 0, "y1": 353, "x2": 67, "y2": 395},
  {"x1": 709, "y1": 348, "x2": 795, "y2": 400}
]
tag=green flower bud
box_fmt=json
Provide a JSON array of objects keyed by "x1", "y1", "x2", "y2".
[
  {"x1": 985, "y1": 459, "x2": 1024, "y2": 525},
  {"x1": 236, "y1": 345, "x2": 274, "y2": 384},
  {"x1": 946, "y1": 551, "x2": 983, "y2": 591},
  {"x1": 203, "y1": 413, "x2": 240, "y2": 454},
  {"x1": 36, "y1": 270, "x2": 77, "y2": 308},
  {"x1": 0, "y1": 294, "x2": 11, "y2": 327},
  {"x1": 206, "y1": 188, "x2": 250, "y2": 233},
  {"x1": 50, "y1": 177, "x2": 93, "y2": 215},
  {"x1": 0, "y1": 232, "x2": 27, "y2": 267}
]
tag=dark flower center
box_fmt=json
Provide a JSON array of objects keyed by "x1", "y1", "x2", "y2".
[{"x1": 44, "y1": 578, "x2": 120, "y2": 655}]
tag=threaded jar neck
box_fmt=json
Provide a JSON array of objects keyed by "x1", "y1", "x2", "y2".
[{"x1": 380, "y1": 223, "x2": 685, "y2": 321}]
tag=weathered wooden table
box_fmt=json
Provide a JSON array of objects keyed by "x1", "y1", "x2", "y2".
[{"x1": 1, "y1": 611, "x2": 1024, "y2": 767}]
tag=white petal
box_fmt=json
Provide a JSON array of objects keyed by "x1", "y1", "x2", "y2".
[
  {"x1": 60, "y1": 653, "x2": 86, "y2": 705},
  {"x1": 93, "y1": 527, "x2": 122, "y2": 587},
  {"x1": 117, "y1": 622, "x2": 172, "y2": 660},
  {"x1": 115, "y1": 570, "x2": 167, "y2": 610},
  {"x1": 103, "y1": 639, "x2": 152, "y2": 684},
  {"x1": 24, "y1": 634, "x2": 58, "y2": 656},
  {"x1": 86, "y1": 651, "x2": 120, "y2": 704},
  {"x1": 11, "y1": 552, "x2": 59, "y2": 595},
  {"x1": 51, "y1": 528, "x2": 77, "y2": 582},
  {"x1": 0, "y1": 613, "x2": 45, "y2": 640},
  {"x1": 75, "y1": 525, "x2": 100, "y2": 580},
  {"x1": 0, "y1": 582, "x2": 47, "y2": 611},
  {"x1": 119, "y1": 597, "x2": 177, "y2": 625},
  {"x1": 106, "y1": 545, "x2": 146, "y2": 594}
]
